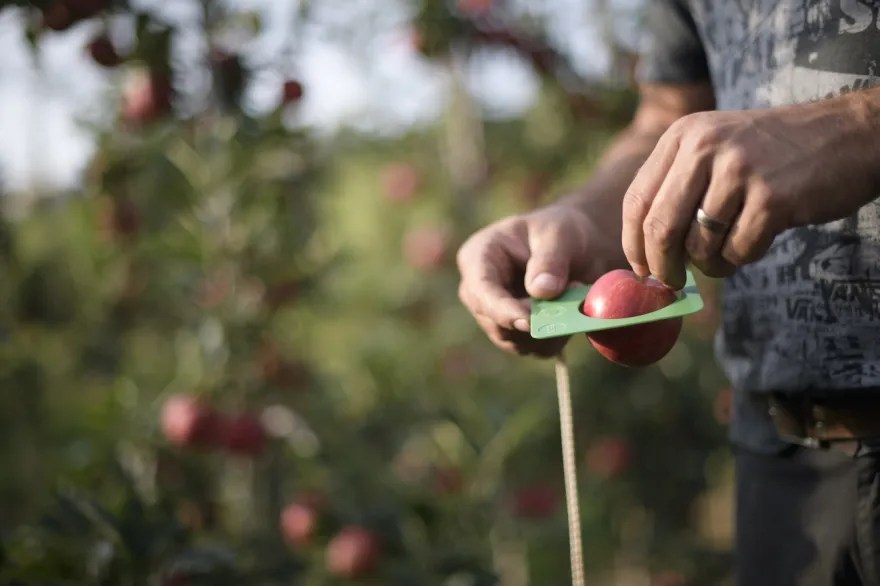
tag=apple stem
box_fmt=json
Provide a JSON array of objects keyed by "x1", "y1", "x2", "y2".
[{"x1": 555, "y1": 354, "x2": 586, "y2": 586}]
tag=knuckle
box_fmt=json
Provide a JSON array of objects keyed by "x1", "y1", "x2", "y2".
[
  {"x1": 674, "y1": 113, "x2": 721, "y2": 151},
  {"x1": 622, "y1": 188, "x2": 649, "y2": 218},
  {"x1": 643, "y1": 215, "x2": 678, "y2": 251},
  {"x1": 455, "y1": 237, "x2": 477, "y2": 270},
  {"x1": 457, "y1": 282, "x2": 471, "y2": 306},
  {"x1": 722, "y1": 145, "x2": 751, "y2": 180},
  {"x1": 749, "y1": 181, "x2": 790, "y2": 225},
  {"x1": 669, "y1": 113, "x2": 697, "y2": 135},
  {"x1": 749, "y1": 179, "x2": 776, "y2": 204},
  {"x1": 691, "y1": 126, "x2": 722, "y2": 151},
  {"x1": 687, "y1": 238, "x2": 712, "y2": 263}
]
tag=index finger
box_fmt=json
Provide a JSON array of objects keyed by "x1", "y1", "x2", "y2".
[
  {"x1": 467, "y1": 268, "x2": 531, "y2": 332},
  {"x1": 457, "y1": 236, "x2": 531, "y2": 332},
  {"x1": 621, "y1": 129, "x2": 682, "y2": 277}
]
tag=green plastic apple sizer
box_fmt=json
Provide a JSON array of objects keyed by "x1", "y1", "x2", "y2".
[{"x1": 530, "y1": 270, "x2": 704, "y2": 339}]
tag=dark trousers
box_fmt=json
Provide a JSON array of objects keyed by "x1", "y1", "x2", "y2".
[{"x1": 735, "y1": 444, "x2": 880, "y2": 585}]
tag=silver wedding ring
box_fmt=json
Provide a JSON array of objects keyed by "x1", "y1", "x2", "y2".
[{"x1": 695, "y1": 208, "x2": 730, "y2": 234}]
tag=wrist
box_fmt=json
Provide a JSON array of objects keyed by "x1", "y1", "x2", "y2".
[
  {"x1": 839, "y1": 88, "x2": 880, "y2": 195},
  {"x1": 852, "y1": 88, "x2": 880, "y2": 194},
  {"x1": 552, "y1": 190, "x2": 620, "y2": 223}
]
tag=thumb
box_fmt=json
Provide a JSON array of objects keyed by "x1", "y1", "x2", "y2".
[{"x1": 524, "y1": 222, "x2": 579, "y2": 299}]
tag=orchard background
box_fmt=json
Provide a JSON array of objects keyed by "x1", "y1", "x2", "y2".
[{"x1": 0, "y1": 1, "x2": 734, "y2": 584}]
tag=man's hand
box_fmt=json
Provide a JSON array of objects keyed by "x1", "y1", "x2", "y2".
[
  {"x1": 456, "y1": 204, "x2": 625, "y2": 357},
  {"x1": 622, "y1": 91, "x2": 880, "y2": 289}
]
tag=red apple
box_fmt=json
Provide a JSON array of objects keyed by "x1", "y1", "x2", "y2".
[
  {"x1": 282, "y1": 80, "x2": 304, "y2": 104},
  {"x1": 87, "y1": 35, "x2": 121, "y2": 67},
  {"x1": 403, "y1": 226, "x2": 449, "y2": 272},
  {"x1": 160, "y1": 395, "x2": 220, "y2": 449},
  {"x1": 219, "y1": 413, "x2": 268, "y2": 456},
  {"x1": 42, "y1": 2, "x2": 76, "y2": 31},
  {"x1": 510, "y1": 483, "x2": 559, "y2": 519},
  {"x1": 326, "y1": 526, "x2": 382, "y2": 579},
  {"x1": 585, "y1": 436, "x2": 631, "y2": 480},
  {"x1": 122, "y1": 70, "x2": 173, "y2": 126},
  {"x1": 582, "y1": 269, "x2": 682, "y2": 366},
  {"x1": 380, "y1": 162, "x2": 422, "y2": 203},
  {"x1": 280, "y1": 495, "x2": 323, "y2": 547},
  {"x1": 64, "y1": 0, "x2": 107, "y2": 17}
]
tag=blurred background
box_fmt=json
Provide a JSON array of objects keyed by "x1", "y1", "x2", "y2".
[{"x1": 0, "y1": 1, "x2": 734, "y2": 584}]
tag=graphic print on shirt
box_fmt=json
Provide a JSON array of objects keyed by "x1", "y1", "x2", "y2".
[{"x1": 684, "y1": 0, "x2": 880, "y2": 393}]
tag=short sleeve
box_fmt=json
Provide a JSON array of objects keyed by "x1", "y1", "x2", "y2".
[{"x1": 637, "y1": 0, "x2": 711, "y2": 84}]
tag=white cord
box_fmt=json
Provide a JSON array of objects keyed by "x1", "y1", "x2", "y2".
[{"x1": 555, "y1": 353, "x2": 585, "y2": 586}]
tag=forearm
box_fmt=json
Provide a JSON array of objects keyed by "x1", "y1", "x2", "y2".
[
  {"x1": 555, "y1": 124, "x2": 663, "y2": 233},
  {"x1": 844, "y1": 86, "x2": 880, "y2": 197},
  {"x1": 552, "y1": 82, "x2": 716, "y2": 246}
]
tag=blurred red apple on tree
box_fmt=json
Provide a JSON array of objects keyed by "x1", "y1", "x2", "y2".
[
  {"x1": 122, "y1": 70, "x2": 173, "y2": 126},
  {"x1": 280, "y1": 494, "x2": 324, "y2": 547},
  {"x1": 510, "y1": 483, "x2": 559, "y2": 519},
  {"x1": 87, "y1": 35, "x2": 121, "y2": 67},
  {"x1": 160, "y1": 395, "x2": 220, "y2": 450},
  {"x1": 282, "y1": 80, "x2": 304, "y2": 104},
  {"x1": 586, "y1": 436, "x2": 631, "y2": 480},
  {"x1": 42, "y1": 2, "x2": 75, "y2": 31},
  {"x1": 219, "y1": 413, "x2": 267, "y2": 456},
  {"x1": 381, "y1": 162, "x2": 422, "y2": 203},
  {"x1": 582, "y1": 269, "x2": 682, "y2": 366},
  {"x1": 326, "y1": 526, "x2": 382, "y2": 579},
  {"x1": 403, "y1": 226, "x2": 449, "y2": 272}
]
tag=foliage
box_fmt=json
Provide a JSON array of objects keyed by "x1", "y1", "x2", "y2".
[{"x1": 0, "y1": 1, "x2": 733, "y2": 584}]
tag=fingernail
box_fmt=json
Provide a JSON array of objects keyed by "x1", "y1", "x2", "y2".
[
  {"x1": 531, "y1": 273, "x2": 561, "y2": 293},
  {"x1": 513, "y1": 318, "x2": 530, "y2": 332}
]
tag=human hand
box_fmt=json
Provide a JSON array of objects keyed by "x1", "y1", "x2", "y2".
[
  {"x1": 457, "y1": 203, "x2": 626, "y2": 357},
  {"x1": 621, "y1": 94, "x2": 880, "y2": 289}
]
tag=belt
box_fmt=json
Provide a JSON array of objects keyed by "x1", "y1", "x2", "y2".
[{"x1": 766, "y1": 394, "x2": 880, "y2": 456}]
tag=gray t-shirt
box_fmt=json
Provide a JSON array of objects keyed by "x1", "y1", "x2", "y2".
[{"x1": 640, "y1": 0, "x2": 880, "y2": 453}]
